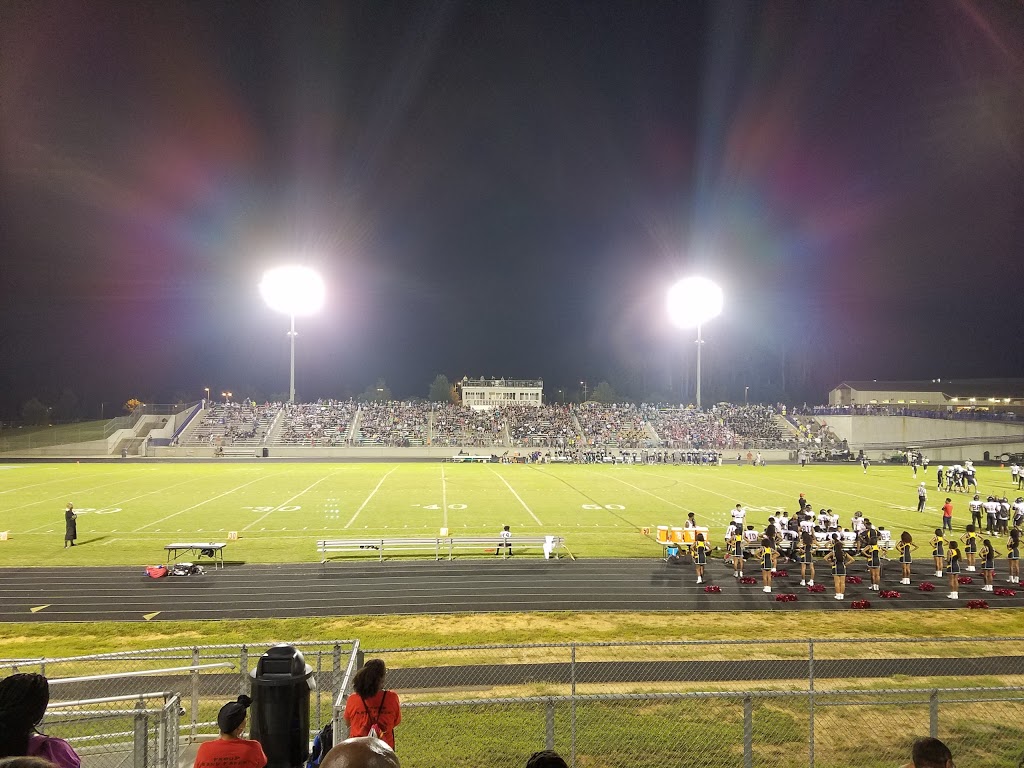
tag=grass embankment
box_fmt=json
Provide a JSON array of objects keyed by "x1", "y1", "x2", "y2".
[{"x1": 3, "y1": 610, "x2": 1024, "y2": 660}]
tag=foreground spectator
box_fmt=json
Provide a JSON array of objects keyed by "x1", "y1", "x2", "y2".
[
  {"x1": 193, "y1": 695, "x2": 266, "y2": 768},
  {"x1": 344, "y1": 660, "x2": 401, "y2": 750},
  {"x1": 321, "y1": 737, "x2": 399, "y2": 768},
  {"x1": 0, "y1": 759, "x2": 57, "y2": 768},
  {"x1": 526, "y1": 751, "x2": 568, "y2": 768},
  {"x1": 0, "y1": 674, "x2": 80, "y2": 768},
  {"x1": 902, "y1": 737, "x2": 953, "y2": 768}
]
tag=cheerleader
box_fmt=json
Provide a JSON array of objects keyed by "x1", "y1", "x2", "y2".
[
  {"x1": 1006, "y1": 529, "x2": 1020, "y2": 584},
  {"x1": 960, "y1": 525, "x2": 978, "y2": 572},
  {"x1": 930, "y1": 529, "x2": 945, "y2": 577},
  {"x1": 980, "y1": 539, "x2": 1000, "y2": 592},
  {"x1": 732, "y1": 531, "x2": 745, "y2": 578},
  {"x1": 798, "y1": 531, "x2": 815, "y2": 586},
  {"x1": 860, "y1": 531, "x2": 882, "y2": 592},
  {"x1": 896, "y1": 531, "x2": 918, "y2": 585},
  {"x1": 824, "y1": 540, "x2": 855, "y2": 600},
  {"x1": 760, "y1": 537, "x2": 778, "y2": 593},
  {"x1": 946, "y1": 540, "x2": 961, "y2": 599},
  {"x1": 693, "y1": 533, "x2": 709, "y2": 584}
]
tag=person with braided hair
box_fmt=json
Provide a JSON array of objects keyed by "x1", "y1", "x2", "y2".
[{"x1": 0, "y1": 674, "x2": 80, "y2": 768}]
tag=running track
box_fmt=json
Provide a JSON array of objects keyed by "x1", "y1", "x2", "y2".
[{"x1": 1, "y1": 557, "x2": 1018, "y2": 622}]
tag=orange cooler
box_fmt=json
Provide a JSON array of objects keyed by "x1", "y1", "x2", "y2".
[
  {"x1": 656, "y1": 526, "x2": 669, "y2": 543},
  {"x1": 670, "y1": 527, "x2": 684, "y2": 543}
]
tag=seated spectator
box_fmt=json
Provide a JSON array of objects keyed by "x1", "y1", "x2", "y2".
[
  {"x1": 902, "y1": 737, "x2": 953, "y2": 768},
  {"x1": 321, "y1": 737, "x2": 399, "y2": 768},
  {"x1": 0, "y1": 758, "x2": 58, "y2": 768},
  {"x1": 525, "y1": 751, "x2": 568, "y2": 768},
  {"x1": 344, "y1": 660, "x2": 401, "y2": 750},
  {"x1": 0, "y1": 673, "x2": 80, "y2": 768},
  {"x1": 193, "y1": 695, "x2": 266, "y2": 768}
]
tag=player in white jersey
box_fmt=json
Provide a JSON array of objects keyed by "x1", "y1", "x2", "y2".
[{"x1": 969, "y1": 495, "x2": 983, "y2": 529}]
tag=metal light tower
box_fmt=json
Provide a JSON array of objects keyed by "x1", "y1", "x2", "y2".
[
  {"x1": 667, "y1": 277, "x2": 723, "y2": 409},
  {"x1": 259, "y1": 265, "x2": 325, "y2": 403}
]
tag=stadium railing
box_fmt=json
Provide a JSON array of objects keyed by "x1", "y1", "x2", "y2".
[{"x1": 7, "y1": 637, "x2": 1024, "y2": 768}]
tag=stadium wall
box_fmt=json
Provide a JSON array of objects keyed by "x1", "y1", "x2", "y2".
[{"x1": 823, "y1": 416, "x2": 1024, "y2": 460}]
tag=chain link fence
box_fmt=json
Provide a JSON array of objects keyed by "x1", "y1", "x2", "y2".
[{"x1": 5, "y1": 638, "x2": 1024, "y2": 767}]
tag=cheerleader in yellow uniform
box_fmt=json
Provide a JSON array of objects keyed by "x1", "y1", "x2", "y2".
[
  {"x1": 930, "y1": 529, "x2": 945, "y2": 577},
  {"x1": 824, "y1": 539, "x2": 855, "y2": 600},
  {"x1": 732, "y1": 531, "x2": 745, "y2": 579},
  {"x1": 1006, "y1": 529, "x2": 1020, "y2": 584},
  {"x1": 895, "y1": 531, "x2": 918, "y2": 585},
  {"x1": 960, "y1": 525, "x2": 979, "y2": 572},
  {"x1": 980, "y1": 539, "x2": 1000, "y2": 592},
  {"x1": 860, "y1": 532, "x2": 882, "y2": 592},
  {"x1": 760, "y1": 537, "x2": 778, "y2": 593},
  {"x1": 798, "y1": 531, "x2": 815, "y2": 587},
  {"x1": 693, "y1": 533, "x2": 709, "y2": 584},
  {"x1": 945, "y1": 540, "x2": 961, "y2": 599}
]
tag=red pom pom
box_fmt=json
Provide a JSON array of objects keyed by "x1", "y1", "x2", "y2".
[
  {"x1": 846, "y1": 575, "x2": 863, "y2": 584},
  {"x1": 703, "y1": 584, "x2": 721, "y2": 593},
  {"x1": 775, "y1": 593, "x2": 798, "y2": 602},
  {"x1": 993, "y1": 588, "x2": 1016, "y2": 597},
  {"x1": 966, "y1": 599, "x2": 989, "y2": 609},
  {"x1": 918, "y1": 582, "x2": 935, "y2": 591},
  {"x1": 739, "y1": 576, "x2": 758, "y2": 584},
  {"x1": 879, "y1": 590, "x2": 901, "y2": 599},
  {"x1": 850, "y1": 600, "x2": 872, "y2": 609},
  {"x1": 806, "y1": 584, "x2": 826, "y2": 593},
  {"x1": 774, "y1": 570, "x2": 789, "y2": 578},
  {"x1": 957, "y1": 576, "x2": 973, "y2": 584}
]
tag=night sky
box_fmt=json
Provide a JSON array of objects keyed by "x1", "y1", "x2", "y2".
[{"x1": 2, "y1": 1, "x2": 1023, "y2": 419}]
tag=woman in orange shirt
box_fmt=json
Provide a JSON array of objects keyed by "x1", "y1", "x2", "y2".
[
  {"x1": 193, "y1": 696, "x2": 266, "y2": 768},
  {"x1": 343, "y1": 659, "x2": 401, "y2": 751}
]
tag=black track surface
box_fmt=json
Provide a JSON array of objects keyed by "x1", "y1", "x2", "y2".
[{"x1": 1, "y1": 558, "x2": 1017, "y2": 622}]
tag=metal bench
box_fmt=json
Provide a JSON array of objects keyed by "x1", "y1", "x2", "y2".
[
  {"x1": 217, "y1": 448, "x2": 257, "y2": 457},
  {"x1": 317, "y1": 535, "x2": 569, "y2": 563}
]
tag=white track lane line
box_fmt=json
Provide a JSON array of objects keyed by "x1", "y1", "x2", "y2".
[
  {"x1": 491, "y1": 470, "x2": 542, "y2": 524},
  {"x1": 344, "y1": 467, "x2": 397, "y2": 529}
]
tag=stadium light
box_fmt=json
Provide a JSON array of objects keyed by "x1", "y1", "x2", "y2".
[
  {"x1": 667, "y1": 277, "x2": 723, "y2": 409},
  {"x1": 259, "y1": 265, "x2": 326, "y2": 404}
]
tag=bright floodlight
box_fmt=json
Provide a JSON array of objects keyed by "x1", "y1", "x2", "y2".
[
  {"x1": 666, "y1": 276, "x2": 723, "y2": 329},
  {"x1": 260, "y1": 265, "x2": 325, "y2": 404},
  {"x1": 259, "y1": 266, "x2": 325, "y2": 317}
]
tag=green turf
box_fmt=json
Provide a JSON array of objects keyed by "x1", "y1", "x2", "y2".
[{"x1": 0, "y1": 461, "x2": 1018, "y2": 566}]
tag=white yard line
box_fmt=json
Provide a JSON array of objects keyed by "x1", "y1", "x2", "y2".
[
  {"x1": 491, "y1": 470, "x2": 542, "y2": 524},
  {"x1": 242, "y1": 475, "x2": 333, "y2": 531},
  {"x1": 441, "y1": 466, "x2": 448, "y2": 529},
  {"x1": 132, "y1": 474, "x2": 279, "y2": 532},
  {"x1": 598, "y1": 471, "x2": 698, "y2": 516},
  {"x1": 344, "y1": 467, "x2": 397, "y2": 529},
  {"x1": 17, "y1": 478, "x2": 154, "y2": 532},
  {"x1": 0, "y1": 474, "x2": 97, "y2": 495}
]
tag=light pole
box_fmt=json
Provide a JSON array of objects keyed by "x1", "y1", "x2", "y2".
[
  {"x1": 744, "y1": 386, "x2": 749, "y2": 406},
  {"x1": 667, "y1": 276, "x2": 723, "y2": 410},
  {"x1": 558, "y1": 389, "x2": 564, "y2": 404},
  {"x1": 204, "y1": 387, "x2": 210, "y2": 404},
  {"x1": 580, "y1": 380, "x2": 588, "y2": 402},
  {"x1": 259, "y1": 266, "x2": 326, "y2": 404},
  {"x1": 222, "y1": 391, "x2": 232, "y2": 404}
]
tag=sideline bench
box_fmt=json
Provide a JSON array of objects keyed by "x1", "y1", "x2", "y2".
[
  {"x1": 216, "y1": 448, "x2": 258, "y2": 457},
  {"x1": 318, "y1": 536, "x2": 569, "y2": 563},
  {"x1": 165, "y1": 542, "x2": 227, "y2": 569}
]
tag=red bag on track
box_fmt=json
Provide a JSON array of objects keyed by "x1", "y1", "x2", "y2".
[{"x1": 146, "y1": 565, "x2": 168, "y2": 579}]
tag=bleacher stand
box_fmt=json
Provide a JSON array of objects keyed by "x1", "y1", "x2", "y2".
[
  {"x1": 507, "y1": 404, "x2": 579, "y2": 448},
  {"x1": 356, "y1": 401, "x2": 429, "y2": 447},
  {"x1": 273, "y1": 399, "x2": 358, "y2": 446},
  {"x1": 183, "y1": 402, "x2": 279, "y2": 446},
  {"x1": 576, "y1": 402, "x2": 650, "y2": 449},
  {"x1": 430, "y1": 404, "x2": 506, "y2": 447}
]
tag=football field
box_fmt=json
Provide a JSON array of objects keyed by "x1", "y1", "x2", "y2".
[{"x1": 0, "y1": 460, "x2": 1017, "y2": 567}]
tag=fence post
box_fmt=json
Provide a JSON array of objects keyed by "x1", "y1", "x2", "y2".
[
  {"x1": 570, "y1": 644, "x2": 577, "y2": 768},
  {"x1": 191, "y1": 647, "x2": 200, "y2": 738},
  {"x1": 546, "y1": 699, "x2": 555, "y2": 750},
  {"x1": 930, "y1": 690, "x2": 938, "y2": 738},
  {"x1": 743, "y1": 696, "x2": 753, "y2": 768},
  {"x1": 808, "y1": 640, "x2": 815, "y2": 768},
  {"x1": 315, "y1": 648, "x2": 324, "y2": 728},
  {"x1": 240, "y1": 645, "x2": 249, "y2": 695},
  {"x1": 333, "y1": 643, "x2": 343, "y2": 703},
  {"x1": 134, "y1": 701, "x2": 150, "y2": 768}
]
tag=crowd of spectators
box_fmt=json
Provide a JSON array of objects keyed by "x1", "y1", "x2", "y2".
[
  {"x1": 506, "y1": 404, "x2": 579, "y2": 447},
  {"x1": 185, "y1": 402, "x2": 278, "y2": 446},
  {"x1": 806, "y1": 404, "x2": 1020, "y2": 422},
  {"x1": 644, "y1": 406, "x2": 739, "y2": 448},
  {"x1": 275, "y1": 400, "x2": 357, "y2": 446},
  {"x1": 355, "y1": 402, "x2": 429, "y2": 447},
  {"x1": 575, "y1": 402, "x2": 650, "y2": 448},
  {"x1": 430, "y1": 404, "x2": 506, "y2": 447},
  {"x1": 715, "y1": 403, "x2": 787, "y2": 447}
]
